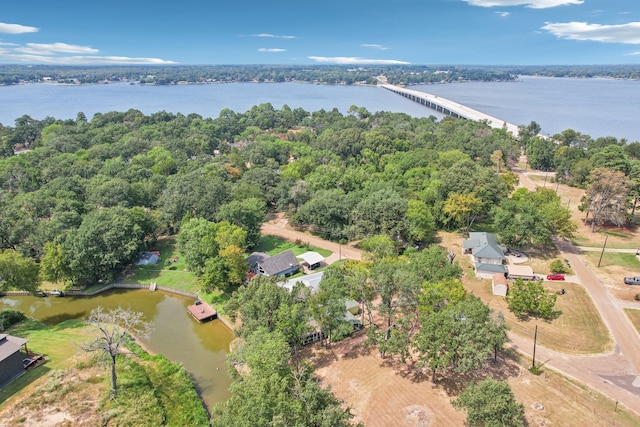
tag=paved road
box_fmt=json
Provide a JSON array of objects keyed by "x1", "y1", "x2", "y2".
[{"x1": 513, "y1": 163, "x2": 640, "y2": 415}]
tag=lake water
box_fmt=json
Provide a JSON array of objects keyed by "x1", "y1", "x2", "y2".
[
  {"x1": 1, "y1": 76, "x2": 639, "y2": 142},
  {"x1": 0, "y1": 289, "x2": 233, "y2": 410}
]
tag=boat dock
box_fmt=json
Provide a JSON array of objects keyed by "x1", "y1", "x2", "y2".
[{"x1": 187, "y1": 299, "x2": 217, "y2": 322}]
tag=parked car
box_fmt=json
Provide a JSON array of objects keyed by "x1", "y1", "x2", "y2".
[
  {"x1": 624, "y1": 277, "x2": 640, "y2": 285},
  {"x1": 22, "y1": 358, "x2": 36, "y2": 369},
  {"x1": 547, "y1": 273, "x2": 565, "y2": 281}
]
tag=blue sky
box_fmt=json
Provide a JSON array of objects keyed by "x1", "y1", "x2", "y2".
[{"x1": 1, "y1": 0, "x2": 639, "y2": 65}]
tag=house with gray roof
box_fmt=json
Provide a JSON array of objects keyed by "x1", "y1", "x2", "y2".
[
  {"x1": 0, "y1": 334, "x2": 28, "y2": 387},
  {"x1": 249, "y1": 250, "x2": 300, "y2": 277},
  {"x1": 463, "y1": 232, "x2": 507, "y2": 279}
]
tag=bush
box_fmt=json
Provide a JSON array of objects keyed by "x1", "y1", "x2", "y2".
[
  {"x1": 0, "y1": 309, "x2": 26, "y2": 329},
  {"x1": 635, "y1": 294, "x2": 640, "y2": 301},
  {"x1": 549, "y1": 259, "x2": 569, "y2": 274}
]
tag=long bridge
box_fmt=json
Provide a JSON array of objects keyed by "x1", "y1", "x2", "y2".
[{"x1": 379, "y1": 81, "x2": 521, "y2": 137}]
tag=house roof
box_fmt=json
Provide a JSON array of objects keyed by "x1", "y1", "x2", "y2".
[
  {"x1": 506, "y1": 265, "x2": 535, "y2": 277},
  {"x1": 0, "y1": 334, "x2": 27, "y2": 363},
  {"x1": 465, "y1": 232, "x2": 505, "y2": 261},
  {"x1": 260, "y1": 250, "x2": 299, "y2": 276},
  {"x1": 475, "y1": 263, "x2": 506, "y2": 273},
  {"x1": 298, "y1": 251, "x2": 325, "y2": 266},
  {"x1": 280, "y1": 271, "x2": 325, "y2": 293},
  {"x1": 247, "y1": 252, "x2": 269, "y2": 267}
]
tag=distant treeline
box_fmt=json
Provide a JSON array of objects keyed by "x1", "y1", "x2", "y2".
[{"x1": 1, "y1": 64, "x2": 639, "y2": 86}]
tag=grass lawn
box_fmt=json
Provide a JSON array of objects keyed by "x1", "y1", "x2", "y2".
[
  {"x1": 625, "y1": 309, "x2": 640, "y2": 335},
  {"x1": 253, "y1": 235, "x2": 332, "y2": 258},
  {"x1": 581, "y1": 251, "x2": 640, "y2": 282},
  {"x1": 438, "y1": 231, "x2": 611, "y2": 355},
  {"x1": 0, "y1": 319, "x2": 93, "y2": 406},
  {"x1": 119, "y1": 236, "x2": 199, "y2": 294}
]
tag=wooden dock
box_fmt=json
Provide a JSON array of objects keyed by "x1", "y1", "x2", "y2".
[{"x1": 187, "y1": 300, "x2": 217, "y2": 322}]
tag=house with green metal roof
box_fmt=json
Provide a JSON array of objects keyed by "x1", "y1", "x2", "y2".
[{"x1": 463, "y1": 232, "x2": 507, "y2": 279}]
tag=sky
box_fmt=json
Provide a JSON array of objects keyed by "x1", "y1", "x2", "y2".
[{"x1": 1, "y1": 0, "x2": 639, "y2": 66}]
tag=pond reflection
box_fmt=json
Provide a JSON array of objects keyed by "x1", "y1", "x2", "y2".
[{"x1": 0, "y1": 289, "x2": 233, "y2": 409}]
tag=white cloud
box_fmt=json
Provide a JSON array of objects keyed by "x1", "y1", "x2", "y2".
[
  {"x1": 308, "y1": 56, "x2": 409, "y2": 65},
  {"x1": 253, "y1": 33, "x2": 296, "y2": 39},
  {"x1": 461, "y1": 0, "x2": 582, "y2": 8},
  {"x1": 0, "y1": 51, "x2": 176, "y2": 64},
  {"x1": 362, "y1": 44, "x2": 389, "y2": 50},
  {"x1": 258, "y1": 48, "x2": 286, "y2": 53},
  {"x1": 0, "y1": 22, "x2": 39, "y2": 34},
  {"x1": 15, "y1": 42, "x2": 99, "y2": 55},
  {"x1": 626, "y1": 51, "x2": 640, "y2": 56},
  {"x1": 542, "y1": 21, "x2": 640, "y2": 44},
  {"x1": 496, "y1": 11, "x2": 510, "y2": 17}
]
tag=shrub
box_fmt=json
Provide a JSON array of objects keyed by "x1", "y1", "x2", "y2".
[
  {"x1": 549, "y1": 259, "x2": 569, "y2": 274},
  {"x1": 0, "y1": 309, "x2": 26, "y2": 329}
]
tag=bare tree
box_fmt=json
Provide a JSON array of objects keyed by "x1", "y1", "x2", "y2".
[
  {"x1": 83, "y1": 306, "x2": 152, "y2": 399},
  {"x1": 582, "y1": 168, "x2": 631, "y2": 232}
]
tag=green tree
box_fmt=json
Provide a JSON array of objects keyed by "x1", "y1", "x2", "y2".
[
  {"x1": 177, "y1": 218, "x2": 220, "y2": 274},
  {"x1": 39, "y1": 242, "x2": 72, "y2": 286},
  {"x1": 505, "y1": 278, "x2": 558, "y2": 320},
  {"x1": 549, "y1": 259, "x2": 569, "y2": 274},
  {"x1": 308, "y1": 271, "x2": 347, "y2": 348},
  {"x1": 63, "y1": 207, "x2": 145, "y2": 285},
  {"x1": 217, "y1": 198, "x2": 267, "y2": 248},
  {"x1": 211, "y1": 328, "x2": 358, "y2": 427},
  {"x1": 414, "y1": 295, "x2": 507, "y2": 382},
  {"x1": 0, "y1": 250, "x2": 40, "y2": 292},
  {"x1": 453, "y1": 378, "x2": 525, "y2": 427},
  {"x1": 443, "y1": 192, "x2": 483, "y2": 231},
  {"x1": 224, "y1": 275, "x2": 291, "y2": 338}
]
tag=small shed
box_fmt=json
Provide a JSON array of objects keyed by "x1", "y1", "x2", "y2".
[
  {"x1": 492, "y1": 274, "x2": 508, "y2": 297},
  {"x1": 507, "y1": 265, "x2": 536, "y2": 281},
  {"x1": 298, "y1": 251, "x2": 325, "y2": 270}
]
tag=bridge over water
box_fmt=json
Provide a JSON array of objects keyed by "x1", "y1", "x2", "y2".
[{"x1": 379, "y1": 82, "x2": 521, "y2": 137}]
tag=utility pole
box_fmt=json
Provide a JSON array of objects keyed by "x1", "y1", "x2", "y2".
[
  {"x1": 598, "y1": 234, "x2": 609, "y2": 267},
  {"x1": 532, "y1": 324, "x2": 538, "y2": 369}
]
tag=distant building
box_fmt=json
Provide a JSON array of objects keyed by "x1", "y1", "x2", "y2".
[{"x1": 0, "y1": 334, "x2": 28, "y2": 387}]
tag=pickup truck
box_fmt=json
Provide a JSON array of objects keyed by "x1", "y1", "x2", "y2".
[{"x1": 624, "y1": 277, "x2": 640, "y2": 285}]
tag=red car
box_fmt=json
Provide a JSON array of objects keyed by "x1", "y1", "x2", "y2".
[{"x1": 547, "y1": 273, "x2": 565, "y2": 281}]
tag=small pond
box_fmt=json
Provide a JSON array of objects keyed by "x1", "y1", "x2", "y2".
[{"x1": 0, "y1": 289, "x2": 233, "y2": 410}]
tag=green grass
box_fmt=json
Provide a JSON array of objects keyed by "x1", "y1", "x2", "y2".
[
  {"x1": 0, "y1": 319, "x2": 93, "y2": 406},
  {"x1": 582, "y1": 251, "x2": 640, "y2": 272},
  {"x1": 253, "y1": 235, "x2": 332, "y2": 258},
  {"x1": 1, "y1": 319, "x2": 209, "y2": 425},
  {"x1": 119, "y1": 236, "x2": 200, "y2": 293}
]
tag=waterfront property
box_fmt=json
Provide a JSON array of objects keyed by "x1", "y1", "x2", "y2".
[
  {"x1": 0, "y1": 334, "x2": 29, "y2": 387},
  {"x1": 248, "y1": 250, "x2": 300, "y2": 277}
]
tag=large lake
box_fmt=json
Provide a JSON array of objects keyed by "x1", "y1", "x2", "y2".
[{"x1": 1, "y1": 76, "x2": 639, "y2": 142}]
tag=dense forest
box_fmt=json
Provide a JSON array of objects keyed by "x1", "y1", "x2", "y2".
[
  {"x1": 1, "y1": 64, "x2": 640, "y2": 86},
  {"x1": 0, "y1": 103, "x2": 636, "y2": 291},
  {"x1": 1, "y1": 101, "x2": 639, "y2": 424}
]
